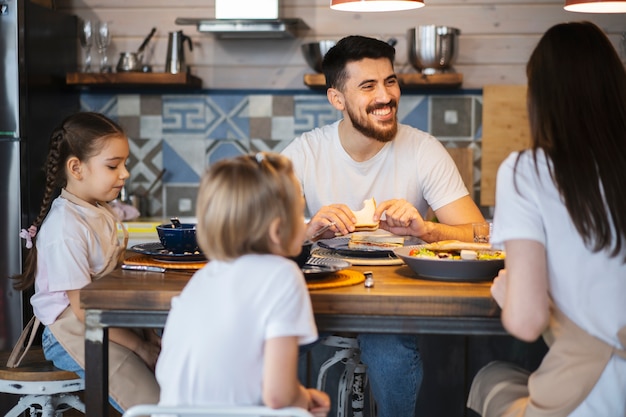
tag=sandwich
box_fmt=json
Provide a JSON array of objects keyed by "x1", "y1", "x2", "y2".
[
  {"x1": 352, "y1": 198, "x2": 379, "y2": 232},
  {"x1": 348, "y1": 232, "x2": 405, "y2": 250}
]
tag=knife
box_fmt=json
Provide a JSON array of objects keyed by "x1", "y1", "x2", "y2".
[
  {"x1": 303, "y1": 221, "x2": 336, "y2": 245},
  {"x1": 122, "y1": 264, "x2": 166, "y2": 273}
]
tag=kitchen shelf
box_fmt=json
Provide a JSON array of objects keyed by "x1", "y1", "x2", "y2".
[
  {"x1": 66, "y1": 72, "x2": 202, "y2": 88},
  {"x1": 303, "y1": 72, "x2": 463, "y2": 90}
]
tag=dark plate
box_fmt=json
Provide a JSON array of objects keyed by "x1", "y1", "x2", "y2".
[
  {"x1": 130, "y1": 242, "x2": 207, "y2": 262},
  {"x1": 301, "y1": 258, "x2": 351, "y2": 281},
  {"x1": 393, "y1": 245, "x2": 505, "y2": 282},
  {"x1": 317, "y1": 236, "x2": 421, "y2": 258}
]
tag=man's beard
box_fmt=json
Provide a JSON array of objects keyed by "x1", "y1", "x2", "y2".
[{"x1": 346, "y1": 101, "x2": 398, "y2": 143}]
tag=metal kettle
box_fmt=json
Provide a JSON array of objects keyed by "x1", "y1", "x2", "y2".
[{"x1": 165, "y1": 31, "x2": 193, "y2": 74}]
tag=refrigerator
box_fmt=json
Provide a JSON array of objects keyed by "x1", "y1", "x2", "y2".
[{"x1": 0, "y1": 0, "x2": 79, "y2": 361}]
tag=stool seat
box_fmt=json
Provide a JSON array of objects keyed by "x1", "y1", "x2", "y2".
[
  {"x1": 0, "y1": 349, "x2": 82, "y2": 382},
  {"x1": 0, "y1": 347, "x2": 84, "y2": 416}
]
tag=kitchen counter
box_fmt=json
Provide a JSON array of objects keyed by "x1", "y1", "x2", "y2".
[
  {"x1": 121, "y1": 217, "x2": 197, "y2": 247},
  {"x1": 121, "y1": 221, "x2": 160, "y2": 247}
]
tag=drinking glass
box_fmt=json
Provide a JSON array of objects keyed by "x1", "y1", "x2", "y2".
[
  {"x1": 78, "y1": 19, "x2": 93, "y2": 72},
  {"x1": 473, "y1": 222, "x2": 492, "y2": 244},
  {"x1": 95, "y1": 21, "x2": 112, "y2": 72}
]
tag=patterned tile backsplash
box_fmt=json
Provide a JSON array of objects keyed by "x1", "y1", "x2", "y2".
[{"x1": 80, "y1": 90, "x2": 484, "y2": 218}]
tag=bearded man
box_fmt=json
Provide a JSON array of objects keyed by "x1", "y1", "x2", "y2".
[{"x1": 282, "y1": 35, "x2": 485, "y2": 417}]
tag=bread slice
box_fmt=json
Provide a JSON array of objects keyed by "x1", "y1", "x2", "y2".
[
  {"x1": 348, "y1": 233, "x2": 405, "y2": 250},
  {"x1": 352, "y1": 198, "x2": 379, "y2": 231}
]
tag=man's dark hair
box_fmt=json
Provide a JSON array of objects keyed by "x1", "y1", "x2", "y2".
[{"x1": 322, "y1": 35, "x2": 396, "y2": 91}]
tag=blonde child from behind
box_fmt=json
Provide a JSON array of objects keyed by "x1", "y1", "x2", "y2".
[
  {"x1": 13, "y1": 112, "x2": 160, "y2": 413},
  {"x1": 156, "y1": 152, "x2": 330, "y2": 416}
]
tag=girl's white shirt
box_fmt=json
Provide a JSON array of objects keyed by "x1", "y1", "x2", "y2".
[{"x1": 31, "y1": 191, "x2": 123, "y2": 325}]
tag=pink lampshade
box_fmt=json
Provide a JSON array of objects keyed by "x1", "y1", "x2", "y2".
[
  {"x1": 564, "y1": 0, "x2": 626, "y2": 12},
  {"x1": 330, "y1": 0, "x2": 425, "y2": 12}
]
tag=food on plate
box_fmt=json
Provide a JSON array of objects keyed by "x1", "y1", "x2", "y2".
[
  {"x1": 409, "y1": 240, "x2": 505, "y2": 260},
  {"x1": 352, "y1": 198, "x2": 379, "y2": 231},
  {"x1": 348, "y1": 233, "x2": 405, "y2": 250}
]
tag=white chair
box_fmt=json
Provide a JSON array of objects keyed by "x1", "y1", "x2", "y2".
[
  {"x1": 122, "y1": 405, "x2": 314, "y2": 417},
  {"x1": 0, "y1": 348, "x2": 85, "y2": 417}
]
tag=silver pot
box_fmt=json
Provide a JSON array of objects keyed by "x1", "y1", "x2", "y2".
[
  {"x1": 116, "y1": 27, "x2": 157, "y2": 72},
  {"x1": 301, "y1": 40, "x2": 336, "y2": 73},
  {"x1": 407, "y1": 26, "x2": 460, "y2": 74},
  {"x1": 116, "y1": 52, "x2": 142, "y2": 72}
]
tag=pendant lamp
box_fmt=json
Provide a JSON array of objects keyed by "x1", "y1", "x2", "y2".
[
  {"x1": 330, "y1": 0, "x2": 425, "y2": 12},
  {"x1": 564, "y1": 0, "x2": 626, "y2": 12}
]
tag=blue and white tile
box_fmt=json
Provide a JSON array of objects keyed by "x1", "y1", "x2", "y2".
[
  {"x1": 205, "y1": 138, "x2": 250, "y2": 167},
  {"x1": 271, "y1": 116, "x2": 296, "y2": 141},
  {"x1": 248, "y1": 95, "x2": 273, "y2": 117},
  {"x1": 398, "y1": 95, "x2": 428, "y2": 132},
  {"x1": 79, "y1": 93, "x2": 117, "y2": 119},
  {"x1": 293, "y1": 95, "x2": 340, "y2": 134},
  {"x1": 117, "y1": 95, "x2": 141, "y2": 116}
]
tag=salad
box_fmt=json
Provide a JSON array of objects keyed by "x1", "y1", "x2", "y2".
[{"x1": 409, "y1": 247, "x2": 505, "y2": 261}]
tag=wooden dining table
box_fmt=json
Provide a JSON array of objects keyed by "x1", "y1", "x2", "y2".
[{"x1": 80, "y1": 261, "x2": 505, "y2": 417}]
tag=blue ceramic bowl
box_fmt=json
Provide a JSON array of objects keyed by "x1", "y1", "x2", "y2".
[
  {"x1": 156, "y1": 223, "x2": 199, "y2": 254},
  {"x1": 289, "y1": 242, "x2": 313, "y2": 268}
]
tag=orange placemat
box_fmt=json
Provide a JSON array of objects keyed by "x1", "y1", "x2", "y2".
[
  {"x1": 307, "y1": 269, "x2": 365, "y2": 290},
  {"x1": 124, "y1": 254, "x2": 207, "y2": 270}
]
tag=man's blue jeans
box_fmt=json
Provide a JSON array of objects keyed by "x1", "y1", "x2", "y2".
[
  {"x1": 42, "y1": 326, "x2": 124, "y2": 414},
  {"x1": 302, "y1": 333, "x2": 423, "y2": 417}
]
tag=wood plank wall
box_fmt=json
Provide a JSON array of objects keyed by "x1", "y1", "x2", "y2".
[{"x1": 56, "y1": 0, "x2": 625, "y2": 90}]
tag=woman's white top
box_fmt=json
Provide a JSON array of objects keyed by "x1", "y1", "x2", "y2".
[{"x1": 492, "y1": 151, "x2": 626, "y2": 416}]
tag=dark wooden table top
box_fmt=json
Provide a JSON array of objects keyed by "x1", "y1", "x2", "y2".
[{"x1": 81, "y1": 263, "x2": 501, "y2": 321}]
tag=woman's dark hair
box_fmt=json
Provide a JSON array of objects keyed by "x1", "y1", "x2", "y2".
[
  {"x1": 522, "y1": 21, "x2": 626, "y2": 259},
  {"x1": 322, "y1": 35, "x2": 396, "y2": 91},
  {"x1": 13, "y1": 112, "x2": 125, "y2": 290}
]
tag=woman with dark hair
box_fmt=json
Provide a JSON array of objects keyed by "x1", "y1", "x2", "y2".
[{"x1": 467, "y1": 21, "x2": 626, "y2": 417}]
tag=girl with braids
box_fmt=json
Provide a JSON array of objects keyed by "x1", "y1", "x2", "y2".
[
  {"x1": 14, "y1": 112, "x2": 160, "y2": 413},
  {"x1": 467, "y1": 22, "x2": 626, "y2": 417},
  {"x1": 156, "y1": 153, "x2": 330, "y2": 416}
]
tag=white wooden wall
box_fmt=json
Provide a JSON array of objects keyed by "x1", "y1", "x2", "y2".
[{"x1": 56, "y1": 0, "x2": 626, "y2": 89}]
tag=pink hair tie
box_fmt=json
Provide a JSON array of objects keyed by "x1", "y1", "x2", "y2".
[{"x1": 19, "y1": 225, "x2": 37, "y2": 249}]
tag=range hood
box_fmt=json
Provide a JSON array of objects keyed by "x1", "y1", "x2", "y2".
[{"x1": 175, "y1": 17, "x2": 307, "y2": 39}]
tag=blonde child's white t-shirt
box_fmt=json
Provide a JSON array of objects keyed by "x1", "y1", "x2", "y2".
[
  {"x1": 31, "y1": 195, "x2": 122, "y2": 325},
  {"x1": 156, "y1": 254, "x2": 317, "y2": 407}
]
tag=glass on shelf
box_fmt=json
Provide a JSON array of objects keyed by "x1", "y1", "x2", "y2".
[
  {"x1": 95, "y1": 21, "x2": 112, "y2": 73},
  {"x1": 78, "y1": 19, "x2": 93, "y2": 72}
]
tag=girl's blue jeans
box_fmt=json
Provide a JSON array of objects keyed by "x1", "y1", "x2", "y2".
[{"x1": 42, "y1": 326, "x2": 124, "y2": 413}]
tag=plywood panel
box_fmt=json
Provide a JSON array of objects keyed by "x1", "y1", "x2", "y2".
[
  {"x1": 57, "y1": 0, "x2": 625, "y2": 89},
  {"x1": 448, "y1": 147, "x2": 474, "y2": 198},
  {"x1": 480, "y1": 85, "x2": 530, "y2": 206}
]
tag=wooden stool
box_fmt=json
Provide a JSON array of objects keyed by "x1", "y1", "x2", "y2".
[{"x1": 0, "y1": 348, "x2": 84, "y2": 417}]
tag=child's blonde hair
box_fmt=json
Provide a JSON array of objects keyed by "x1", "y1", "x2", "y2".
[{"x1": 196, "y1": 152, "x2": 302, "y2": 261}]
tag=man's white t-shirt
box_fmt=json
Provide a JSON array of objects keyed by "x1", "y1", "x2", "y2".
[
  {"x1": 156, "y1": 254, "x2": 318, "y2": 407},
  {"x1": 282, "y1": 121, "x2": 468, "y2": 217},
  {"x1": 492, "y1": 151, "x2": 626, "y2": 416}
]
